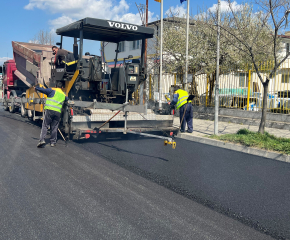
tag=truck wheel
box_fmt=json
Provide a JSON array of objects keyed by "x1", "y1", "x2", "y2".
[
  {"x1": 21, "y1": 103, "x2": 27, "y2": 118},
  {"x1": 9, "y1": 90, "x2": 18, "y2": 113},
  {"x1": 27, "y1": 110, "x2": 33, "y2": 121},
  {"x1": 9, "y1": 104, "x2": 16, "y2": 113},
  {"x1": 3, "y1": 94, "x2": 9, "y2": 111}
]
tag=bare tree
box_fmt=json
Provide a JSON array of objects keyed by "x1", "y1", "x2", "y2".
[
  {"x1": 154, "y1": 8, "x2": 260, "y2": 75},
  {"x1": 31, "y1": 30, "x2": 55, "y2": 45},
  {"x1": 151, "y1": 8, "x2": 264, "y2": 103},
  {"x1": 213, "y1": 0, "x2": 290, "y2": 134}
]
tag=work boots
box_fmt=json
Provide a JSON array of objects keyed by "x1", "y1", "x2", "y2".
[{"x1": 37, "y1": 140, "x2": 46, "y2": 148}]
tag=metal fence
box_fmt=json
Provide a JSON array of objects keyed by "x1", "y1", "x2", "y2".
[{"x1": 145, "y1": 61, "x2": 290, "y2": 113}]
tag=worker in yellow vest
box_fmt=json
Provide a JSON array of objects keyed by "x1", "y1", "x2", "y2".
[
  {"x1": 34, "y1": 82, "x2": 68, "y2": 147},
  {"x1": 168, "y1": 86, "x2": 193, "y2": 133}
]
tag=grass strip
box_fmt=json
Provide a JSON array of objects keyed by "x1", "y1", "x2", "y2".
[{"x1": 209, "y1": 128, "x2": 290, "y2": 155}]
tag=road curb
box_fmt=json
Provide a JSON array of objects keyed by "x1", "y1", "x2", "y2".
[{"x1": 177, "y1": 134, "x2": 290, "y2": 163}]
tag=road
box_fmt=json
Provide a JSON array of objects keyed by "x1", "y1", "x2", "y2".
[{"x1": 0, "y1": 108, "x2": 289, "y2": 239}]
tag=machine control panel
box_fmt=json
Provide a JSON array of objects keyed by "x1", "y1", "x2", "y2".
[
  {"x1": 127, "y1": 64, "x2": 139, "y2": 75},
  {"x1": 126, "y1": 63, "x2": 140, "y2": 85}
]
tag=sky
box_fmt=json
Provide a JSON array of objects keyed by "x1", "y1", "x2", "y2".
[{"x1": 0, "y1": 0, "x2": 246, "y2": 66}]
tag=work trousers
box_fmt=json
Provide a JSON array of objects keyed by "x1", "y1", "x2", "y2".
[
  {"x1": 179, "y1": 103, "x2": 193, "y2": 132},
  {"x1": 40, "y1": 110, "x2": 61, "y2": 144}
]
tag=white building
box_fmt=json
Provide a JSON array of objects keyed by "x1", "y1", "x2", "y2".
[{"x1": 102, "y1": 39, "x2": 143, "y2": 68}]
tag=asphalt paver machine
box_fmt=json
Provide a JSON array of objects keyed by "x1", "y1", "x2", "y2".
[{"x1": 2, "y1": 17, "x2": 177, "y2": 145}]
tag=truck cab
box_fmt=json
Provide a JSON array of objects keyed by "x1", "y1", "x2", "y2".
[
  {"x1": 0, "y1": 66, "x2": 2, "y2": 93},
  {"x1": 2, "y1": 60, "x2": 29, "y2": 98},
  {"x1": 2, "y1": 60, "x2": 16, "y2": 99},
  {"x1": 2, "y1": 60, "x2": 17, "y2": 87}
]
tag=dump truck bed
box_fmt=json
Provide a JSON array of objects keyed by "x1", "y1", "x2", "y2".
[{"x1": 12, "y1": 41, "x2": 54, "y2": 87}]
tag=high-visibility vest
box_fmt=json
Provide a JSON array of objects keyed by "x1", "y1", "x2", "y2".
[
  {"x1": 176, "y1": 89, "x2": 191, "y2": 110},
  {"x1": 44, "y1": 88, "x2": 66, "y2": 113}
]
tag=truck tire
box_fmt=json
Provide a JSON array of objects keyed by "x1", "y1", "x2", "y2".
[
  {"x1": 9, "y1": 104, "x2": 16, "y2": 113},
  {"x1": 27, "y1": 110, "x2": 33, "y2": 121},
  {"x1": 9, "y1": 90, "x2": 18, "y2": 113},
  {"x1": 21, "y1": 103, "x2": 27, "y2": 117},
  {"x1": 3, "y1": 94, "x2": 9, "y2": 111},
  {"x1": 20, "y1": 94, "x2": 27, "y2": 117}
]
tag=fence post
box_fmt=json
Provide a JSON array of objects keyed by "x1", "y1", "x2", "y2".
[
  {"x1": 174, "y1": 73, "x2": 176, "y2": 86},
  {"x1": 206, "y1": 74, "x2": 209, "y2": 107},
  {"x1": 191, "y1": 71, "x2": 195, "y2": 95},
  {"x1": 247, "y1": 70, "x2": 251, "y2": 111},
  {"x1": 149, "y1": 74, "x2": 152, "y2": 100}
]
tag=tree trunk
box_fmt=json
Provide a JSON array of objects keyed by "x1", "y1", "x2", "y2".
[
  {"x1": 209, "y1": 72, "x2": 215, "y2": 105},
  {"x1": 189, "y1": 72, "x2": 200, "y2": 105},
  {"x1": 258, "y1": 81, "x2": 269, "y2": 134}
]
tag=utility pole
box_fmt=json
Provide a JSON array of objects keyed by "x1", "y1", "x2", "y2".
[
  {"x1": 184, "y1": 0, "x2": 190, "y2": 92},
  {"x1": 214, "y1": 0, "x2": 220, "y2": 135},
  {"x1": 144, "y1": 0, "x2": 148, "y2": 106},
  {"x1": 135, "y1": 2, "x2": 148, "y2": 106},
  {"x1": 159, "y1": 0, "x2": 163, "y2": 109}
]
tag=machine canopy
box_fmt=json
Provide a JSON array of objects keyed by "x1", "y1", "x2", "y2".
[{"x1": 56, "y1": 17, "x2": 154, "y2": 43}]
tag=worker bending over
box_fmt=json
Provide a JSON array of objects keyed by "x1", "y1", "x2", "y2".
[
  {"x1": 169, "y1": 86, "x2": 193, "y2": 133},
  {"x1": 35, "y1": 82, "x2": 68, "y2": 147},
  {"x1": 52, "y1": 46, "x2": 75, "y2": 68}
]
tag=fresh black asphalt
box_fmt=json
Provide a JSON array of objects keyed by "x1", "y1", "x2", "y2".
[{"x1": 0, "y1": 108, "x2": 289, "y2": 239}]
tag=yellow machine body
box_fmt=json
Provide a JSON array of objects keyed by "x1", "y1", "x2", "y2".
[{"x1": 25, "y1": 84, "x2": 47, "y2": 112}]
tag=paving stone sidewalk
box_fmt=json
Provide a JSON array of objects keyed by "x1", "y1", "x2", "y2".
[{"x1": 173, "y1": 117, "x2": 290, "y2": 139}]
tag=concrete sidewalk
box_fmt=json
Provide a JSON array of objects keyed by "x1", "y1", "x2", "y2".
[{"x1": 174, "y1": 117, "x2": 290, "y2": 162}]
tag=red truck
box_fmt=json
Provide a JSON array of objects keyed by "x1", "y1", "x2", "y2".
[
  {"x1": 2, "y1": 42, "x2": 53, "y2": 115},
  {"x1": 2, "y1": 59, "x2": 29, "y2": 112}
]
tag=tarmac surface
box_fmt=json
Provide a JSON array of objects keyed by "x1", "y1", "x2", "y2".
[
  {"x1": 0, "y1": 108, "x2": 280, "y2": 240},
  {"x1": 173, "y1": 117, "x2": 290, "y2": 162}
]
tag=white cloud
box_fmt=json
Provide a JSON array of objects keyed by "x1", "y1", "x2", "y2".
[
  {"x1": 166, "y1": 5, "x2": 187, "y2": 18},
  {"x1": 115, "y1": 13, "x2": 143, "y2": 25},
  {"x1": 49, "y1": 16, "x2": 75, "y2": 30},
  {"x1": 28, "y1": 40, "x2": 40, "y2": 44},
  {"x1": 0, "y1": 57, "x2": 12, "y2": 66},
  {"x1": 24, "y1": 0, "x2": 158, "y2": 32},
  {"x1": 194, "y1": 1, "x2": 244, "y2": 19},
  {"x1": 208, "y1": 1, "x2": 243, "y2": 12},
  {"x1": 48, "y1": 15, "x2": 75, "y2": 36},
  {"x1": 115, "y1": 11, "x2": 155, "y2": 25},
  {"x1": 24, "y1": 0, "x2": 142, "y2": 30}
]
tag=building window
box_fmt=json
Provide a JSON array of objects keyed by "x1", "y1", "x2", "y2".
[
  {"x1": 238, "y1": 73, "x2": 248, "y2": 87},
  {"x1": 130, "y1": 40, "x2": 141, "y2": 50},
  {"x1": 118, "y1": 41, "x2": 125, "y2": 52},
  {"x1": 286, "y1": 43, "x2": 290, "y2": 54},
  {"x1": 282, "y1": 74, "x2": 290, "y2": 83}
]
